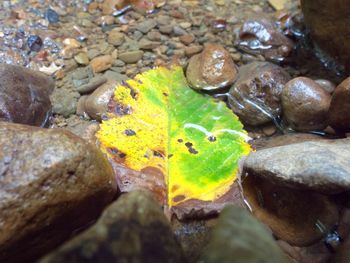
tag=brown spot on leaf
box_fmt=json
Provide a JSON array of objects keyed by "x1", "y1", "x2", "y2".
[
  {"x1": 185, "y1": 142, "x2": 198, "y2": 154},
  {"x1": 124, "y1": 129, "x2": 136, "y2": 136},
  {"x1": 177, "y1": 139, "x2": 183, "y2": 143},
  {"x1": 153, "y1": 150, "x2": 165, "y2": 158}
]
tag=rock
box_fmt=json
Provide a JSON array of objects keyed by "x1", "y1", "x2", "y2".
[
  {"x1": 85, "y1": 81, "x2": 116, "y2": 121},
  {"x1": 74, "y1": 52, "x2": 89, "y2": 65},
  {"x1": 242, "y1": 175, "x2": 339, "y2": 246},
  {"x1": 103, "y1": 70, "x2": 127, "y2": 82},
  {"x1": 75, "y1": 76, "x2": 107, "y2": 94},
  {"x1": 173, "y1": 25, "x2": 187, "y2": 36},
  {"x1": 180, "y1": 34, "x2": 195, "y2": 45},
  {"x1": 328, "y1": 77, "x2": 350, "y2": 132},
  {"x1": 200, "y1": 205, "x2": 286, "y2": 263},
  {"x1": 251, "y1": 133, "x2": 323, "y2": 150},
  {"x1": 107, "y1": 29, "x2": 125, "y2": 46},
  {"x1": 51, "y1": 88, "x2": 80, "y2": 117},
  {"x1": 244, "y1": 138, "x2": 350, "y2": 194},
  {"x1": 172, "y1": 218, "x2": 215, "y2": 262},
  {"x1": 186, "y1": 43, "x2": 237, "y2": 90},
  {"x1": 314, "y1": 79, "x2": 336, "y2": 94},
  {"x1": 139, "y1": 38, "x2": 161, "y2": 50},
  {"x1": 0, "y1": 64, "x2": 54, "y2": 126},
  {"x1": 0, "y1": 122, "x2": 117, "y2": 263},
  {"x1": 76, "y1": 95, "x2": 89, "y2": 116},
  {"x1": 159, "y1": 25, "x2": 173, "y2": 34},
  {"x1": 228, "y1": 62, "x2": 291, "y2": 126},
  {"x1": 136, "y1": 19, "x2": 157, "y2": 34},
  {"x1": 90, "y1": 55, "x2": 113, "y2": 73},
  {"x1": 101, "y1": 0, "x2": 121, "y2": 15},
  {"x1": 301, "y1": 0, "x2": 350, "y2": 73},
  {"x1": 185, "y1": 45, "x2": 203, "y2": 57},
  {"x1": 119, "y1": 50, "x2": 144, "y2": 64},
  {"x1": 334, "y1": 234, "x2": 350, "y2": 263},
  {"x1": 39, "y1": 191, "x2": 186, "y2": 263},
  {"x1": 281, "y1": 77, "x2": 331, "y2": 131},
  {"x1": 236, "y1": 15, "x2": 294, "y2": 62}
]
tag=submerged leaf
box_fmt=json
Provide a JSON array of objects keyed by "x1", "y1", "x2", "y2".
[{"x1": 96, "y1": 66, "x2": 251, "y2": 214}]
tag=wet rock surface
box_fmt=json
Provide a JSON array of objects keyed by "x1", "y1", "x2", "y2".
[
  {"x1": 281, "y1": 77, "x2": 331, "y2": 131},
  {"x1": 242, "y1": 175, "x2": 339, "y2": 246},
  {"x1": 0, "y1": 122, "x2": 117, "y2": 263},
  {"x1": 39, "y1": 191, "x2": 186, "y2": 263},
  {"x1": 328, "y1": 76, "x2": 350, "y2": 132},
  {"x1": 200, "y1": 205, "x2": 286, "y2": 263},
  {"x1": 236, "y1": 15, "x2": 294, "y2": 62},
  {"x1": 0, "y1": 64, "x2": 54, "y2": 126},
  {"x1": 243, "y1": 139, "x2": 350, "y2": 194},
  {"x1": 228, "y1": 61, "x2": 291, "y2": 126},
  {"x1": 186, "y1": 43, "x2": 237, "y2": 90}
]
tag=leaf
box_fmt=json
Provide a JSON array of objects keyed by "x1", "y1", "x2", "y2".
[{"x1": 96, "y1": 66, "x2": 251, "y2": 215}]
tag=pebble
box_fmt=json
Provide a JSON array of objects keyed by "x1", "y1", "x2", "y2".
[
  {"x1": 119, "y1": 50, "x2": 144, "y2": 64},
  {"x1": 45, "y1": 8, "x2": 59, "y2": 24},
  {"x1": 281, "y1": 77, "x2": 331, "y2": 131},
  {"x1": 314, "y1": 79, "x2": 336, "y2": 94},
  {"x1": 0, "y1": 122, "x2": 117, "y2": 263},
  {"x1": 228, "y1": 61, "x2": 291, "y2": 126},
  {"x1": 51, "y1": 88, "x2": 80, "y2": 117},
  {"x1": 39, "y1": 191, "x2": 186, "y2": 263},
  {"x1": 27, "y1": 35, "x2": 43, "y2": 52},
  {"x1": 159, "y1": 25, "x2": 173, "y2": 34},
  {"x1": 84, "y1": 81, "x2": 117, "y2": 121},
  {"x1": 0, "y1": 64, "x2": 54, "y2": 126},
  {"x1": 103, "y1": 71, "x2": 128, "y2": 82},
  {"x1": 90, "y1": 55, "x2": 113, "y2": 73},
  {"x1": 328, "y1": 76, "x2": 350, "y2": 132},
  {"x1": 244, "y1": 138, "x2": 350, "y2": 194},
  {"x1": 76, "y1": 75, "x2": 107, "y2": 94},
  {"x1": 179, "y1": 34, "x2": 195, "y2": 45},
  {"x1": 173, "y1": 25, "x2": 187, "y2": 36},
  {"x1": 136, "y1": 19, "x2": 157, "y2": 34},
  {"x1": 242, "y1": 175, "x2": 339, "y2": 246},
  {"x1": 139, "y1": 38, "x2": 161, "y2": 50},
  {"x1": 74, "y1": 52, "x2": 89, "y2": 65},
  {"x1": 107, "y1": 29, "x2": 125, "y2": 46},
  {"x1": 236, "y1": 15, "x2": 294, "y2": 62},
  {"x1": 185, "y1": 45, "x2": 203, "y2": 57},
  {"x1": 200, "y1": 206, "x2": 285, "y2": 263},
  {"x1": 186, "y1": 43, "x2": 237, "y2": 90}
]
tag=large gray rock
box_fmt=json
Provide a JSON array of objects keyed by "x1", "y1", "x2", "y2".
[
  {"x1": 0, "y1": 122, "x2": 117, "y2": 263},
  {"x1": 39, "y1": 191, "x2": 186, "y2": 263},
  {"x1": 200, "y1": 205, "x2": 286, "y2": 263},
  {"x1": 0, "y1": 64, "x2": 54, "y2": 126},
  {"x1": 243, "y1": 138, "x2": 350, "y2": 194}
]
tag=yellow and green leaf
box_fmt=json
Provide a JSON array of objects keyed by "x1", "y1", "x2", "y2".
[{"x1": 96, "y1": 66, "x2": 251, "y2": 210}]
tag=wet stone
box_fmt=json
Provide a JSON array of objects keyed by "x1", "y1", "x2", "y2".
[
  {"x1": 200, "y1": 205, "x2": 285, "y2": 263},
  {"x1": 281, "y1": 77, "x2": 331, "y2": 132},
  {"x1": 39, "y1": 191, "x2": 186, "y2": 263},
  {"x1": 119, "y1": 50, "x2": 144, "y2": 64},
  {"x1": 90, "y1": 55, "x2": 113, "y2": 73},
  {"x1": 0, "y1": 122, "x2": 117, "y2": 263},
  {"x1": 236, "y1": 15, "x2": 294, "y2": 62},
  {"x1": 136, "y1": 19, "x2": 157, "y2": 34},
  {"x1": 186, "y1": 43, "x2": 237, "y2": 91},
  {"x1": 328, "y1": 76, "x2": 350, "y2": 132},
  {"x1": 0, "y1": 64, "x2": 54, "y2": 126},
  {"x1": 242, "y1": 175, "x2": 340, "y2": 247},
  {"x1": 243, "y1": 138, "x2": 350, "y2": 194},
  {"x1": 75, "y1": 76, "x2": 107, "y2": 94},
  {"x1": 228, "y1": 61, "x2": 291, "y2": 126},
  {"x1": 84, "y1": 81, "x2": 117, "y2": 121},
  {"x1": 51, "y1": 88, "x2": 80, "y2": 117}
]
